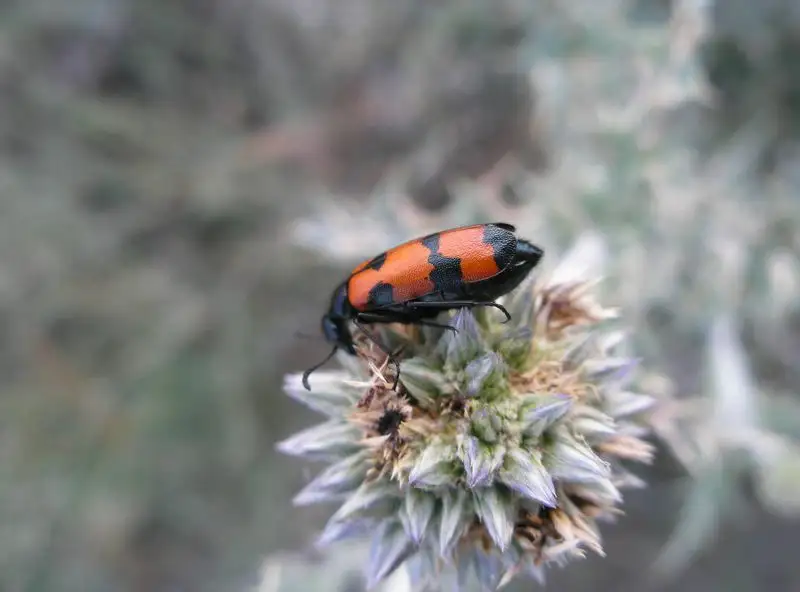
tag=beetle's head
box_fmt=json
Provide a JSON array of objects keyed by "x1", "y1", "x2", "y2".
[
  {"x1": 320, "y1": 314, "x2": 356, "y2": 354},
  {"x1": 303, "y1": 283, "x2": 356, "y2": 390},
  {"x1": 321, "y1": 283, "x2": 356, "y2": 353}
]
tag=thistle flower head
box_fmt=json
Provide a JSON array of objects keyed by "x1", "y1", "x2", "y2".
[{"x1": 279, "y1": 241, "x2": 658, "y2": 590}]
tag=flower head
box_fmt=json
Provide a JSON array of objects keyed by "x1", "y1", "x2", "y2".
[{"x1": 279, "y1": 241, "x2": 657, "y2": 590}]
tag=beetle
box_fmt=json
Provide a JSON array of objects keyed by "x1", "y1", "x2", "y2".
[{"x1": 302, "y1": 222, "x2": 543, "y2": 390}]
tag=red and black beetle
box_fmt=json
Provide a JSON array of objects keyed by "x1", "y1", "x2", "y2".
[{"x1": 302, "y1": 222, "x2": 543, "y2": 389}]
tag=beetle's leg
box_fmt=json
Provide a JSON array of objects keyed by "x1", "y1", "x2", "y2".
[
  {"x1": 354, "y1": 312, "x2": 405, "y2": 325},
  {"x1": 404, "y1": 300, "x2": 512, "y2": 323},
  {"x1": 357, "y1": 311, "x2": 458, "y2": 334},
  {"x1": 415, "y1": 320, "x2": 458, "y2": 332}
]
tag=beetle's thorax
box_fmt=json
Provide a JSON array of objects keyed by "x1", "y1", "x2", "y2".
[{"x1": 328, "y1": 282, "x2": 353, "y2": 318}]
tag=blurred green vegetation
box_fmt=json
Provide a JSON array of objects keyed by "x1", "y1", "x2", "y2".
[{"x1": 1, "y1": 0, "x2": 799, "y2": 591}]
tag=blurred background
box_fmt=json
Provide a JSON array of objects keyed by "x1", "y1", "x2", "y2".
[{"x1": 2, "y1": 0, "x2": 800, "y2": 590}]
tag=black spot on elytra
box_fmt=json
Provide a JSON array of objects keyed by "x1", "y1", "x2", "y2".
[
  {"x1": 422, "y1": 233, "x2": 463, "y2": 292},
  {"x1": 483, "y1": 224, "x2": 516, "y2": 271},
  {"x1": 420, "y1": 233, "x2": 440, "y2": 253},
  {"x1": 429, "y1": 252, "x2": 463, "y2": 291},
  {"x1": 377, "y1": 409, "x2": 405, "y2": 435},
  {"x1": 367, "y1": 282, "x2": 394, "y2": 306},
  {"x1": 363, "y1": 251, "x2": 387, "y2": 271}
]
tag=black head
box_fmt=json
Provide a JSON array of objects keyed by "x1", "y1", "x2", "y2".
[
  {"x1": 322, "y1": 282, "x2": 356, "y2": 354},
  {"x1": 302, "y1": 282, "x2": 356, "y2": 390}
]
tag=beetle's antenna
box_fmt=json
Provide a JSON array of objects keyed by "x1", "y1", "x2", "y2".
[{"x1": 302, "y1": 345, "x2": 338, "y2": 390}]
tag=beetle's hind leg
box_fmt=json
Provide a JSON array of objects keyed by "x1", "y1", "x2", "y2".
[
  {"x1": 413, "y1": 319, "x2": 458, "y2": 332},
  {"x1": 355, "y1": 311, "x2": 458, "y2": 333},
  {"x1": 403, "y1": 300, "x2": 512, "y2": 323}
]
